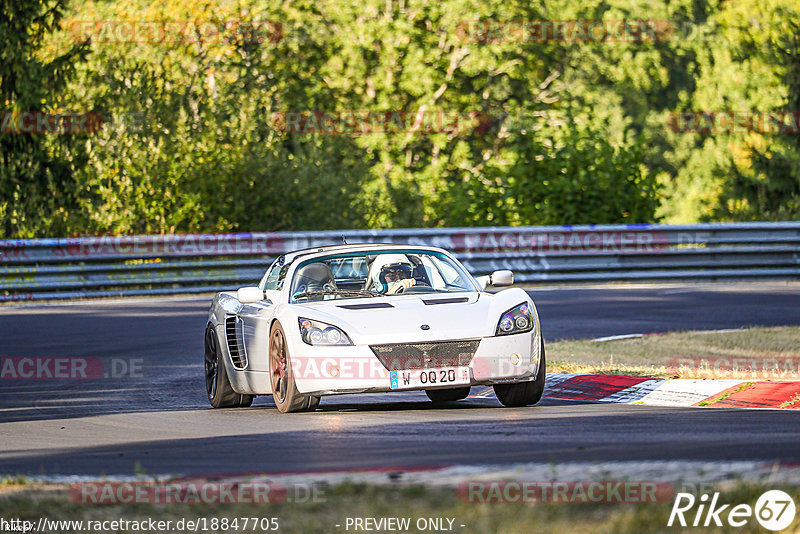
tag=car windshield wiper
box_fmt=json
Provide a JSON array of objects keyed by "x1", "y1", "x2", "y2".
[{"x1": 293, "y1": 289, "x2": 379, "y2": 300}]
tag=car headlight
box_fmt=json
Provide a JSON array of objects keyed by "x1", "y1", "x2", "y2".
[
  {"x1": 496, "y1": 303, "x2": 534, "y2": 336},
  {"x1": 298, "y1": 318, "x2": 353, "y2": 346}
]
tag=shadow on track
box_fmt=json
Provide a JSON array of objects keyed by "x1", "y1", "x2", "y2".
[{"x1": 4, "y1": 405, "x2": 800, "y2": 476}]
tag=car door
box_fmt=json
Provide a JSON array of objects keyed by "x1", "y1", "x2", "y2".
[{"x1": 235, "y1": 261, "x2": 290, "y2": 372}]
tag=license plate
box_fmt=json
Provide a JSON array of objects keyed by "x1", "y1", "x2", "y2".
[{"x1": 389, "y1": 367, "x2": 471, "y2": 390}]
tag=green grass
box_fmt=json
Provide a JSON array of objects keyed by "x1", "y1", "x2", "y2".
[
  {"x1": 1, "y1": 482, "x2": 799, "y2": 533},
  {"x1": 697, "y1": 382, "x2": 755, "y2": 406},
  {"x1": 548, "y1": 326, "x2": 800, "y2": 379},
  {"x1": 779, "y1": 395, "x2": 800, "y2": 409}
]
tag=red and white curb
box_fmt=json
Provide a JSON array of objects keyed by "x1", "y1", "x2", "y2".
[{"x1": 542, "y1": 373, "x2": 800, "y2": 409}]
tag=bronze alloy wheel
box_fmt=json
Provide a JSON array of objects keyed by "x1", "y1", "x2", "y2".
[
  {"x1": 270, "y1": 327, "x2": 289, "y2": 403},
  {"x1": 268, "y1": 321, "x2": 320, "y2": 413}
]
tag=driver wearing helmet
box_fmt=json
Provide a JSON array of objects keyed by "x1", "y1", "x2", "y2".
[{"x1": 378, "y1": 261, "x2": 417, "y2": 294}]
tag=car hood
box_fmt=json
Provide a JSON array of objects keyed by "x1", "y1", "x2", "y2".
[{"x1": 289, "y1": 290, "x2": 531, "y2": 345}]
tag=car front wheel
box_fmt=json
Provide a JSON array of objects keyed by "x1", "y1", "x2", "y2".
[
  {"x1": 269, "y1": 321, "x2": 320, "y2": 413},
  {"x1": 493, "y1": 338, "x2": 546, "y2": 407}
]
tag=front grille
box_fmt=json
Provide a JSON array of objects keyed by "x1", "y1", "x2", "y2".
[
  {"x1": 370, "y1": 340, "x2": 480, "y2": 370},
  {"x1": 225, "y1": 316, "x2": 248, "y2": 369}
]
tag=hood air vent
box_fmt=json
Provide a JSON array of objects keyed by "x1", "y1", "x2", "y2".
[
  {"x1": 422, "y1": 297, "x2": 469, "y2": 305},
  {"x1": 337, "y1": 302, "x2": 395, "y2": 310}
]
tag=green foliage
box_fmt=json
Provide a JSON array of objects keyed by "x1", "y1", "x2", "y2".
[
  {"x1": 0, "y1": 0, "x2": 88, "y2": 237},
  {"x1": 1, "y1": 0, "x2": 797, "y2": 238},
  {"x1": 721, "y1": 17, "x2": 800, "y2": 220},
  {"x1": 659, "y1": 0, "x2": 800, "y2": 221}
]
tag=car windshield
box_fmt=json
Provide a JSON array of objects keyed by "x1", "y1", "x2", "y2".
[{"x1": 289, "y1": 250, "x2": 477, "y2": 302}]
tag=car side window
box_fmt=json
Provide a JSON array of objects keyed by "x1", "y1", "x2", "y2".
[
  {"x1": 262, "y1": 257, "x2": 292, "y2": 290},
  {"x1": 275, "y1": 264, "x2": 291, "y2": 290},
  {"x1": 261, "y1": 262, "x2": 281, "y2": 290}
]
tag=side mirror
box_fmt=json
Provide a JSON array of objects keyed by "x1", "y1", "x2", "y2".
[
  {"x1": 237, "y1": 286, "x2": 265, "y2": 304},
  {"x1": 490, "y1": 270, "x2": 514, "y2": 287},
  {"x1": 475, "y1": 270, "x2": 514, "y2": 290}
]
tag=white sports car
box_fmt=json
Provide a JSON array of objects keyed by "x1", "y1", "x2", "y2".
[{"x1": 204, "y1": 243, "x2": 545, "y2": 412}]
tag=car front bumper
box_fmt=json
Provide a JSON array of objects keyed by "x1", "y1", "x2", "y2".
[{"x1": 289, "y1": 330, "x2": 542, "y2": 395}]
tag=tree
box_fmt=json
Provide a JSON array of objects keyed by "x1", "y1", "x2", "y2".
[
  {"x1": 0, "y1": 0, "x2": 88, "y2": 237},
  {"x1": 723, "y1": 16, "x2": 800, "y2": 219}
]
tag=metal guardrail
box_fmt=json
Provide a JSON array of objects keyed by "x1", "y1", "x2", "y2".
[{"x1": 1, "y1": 222, "x2": 798, "y2": 301}]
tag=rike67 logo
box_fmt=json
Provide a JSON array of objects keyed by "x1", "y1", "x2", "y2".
[{"x1": 668, "y1": 490, "x2": 796, "y2": 531}]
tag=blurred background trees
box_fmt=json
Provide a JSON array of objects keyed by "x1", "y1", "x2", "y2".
[
  {"x1": 1, "y1": 0, "x2": 798, "y2": 237},
  {"x1": 0, "y1": 0, "x2": 88, "y2": 237}
]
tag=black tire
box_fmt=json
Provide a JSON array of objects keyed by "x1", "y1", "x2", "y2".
[
  {"x1": 269, "y1": 321, "x2": 319, "y2": 413},
  {"x1": 493, "y1": 338, "x2": 546, "y2": 407},
  {"x1": 205, "y1": 325, "x2": 254, "y2": 408},
  {"x1": 426, "y1": 387, "x2": 471, "y2": 403}
]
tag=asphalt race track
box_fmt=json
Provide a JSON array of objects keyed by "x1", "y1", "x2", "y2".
[{"x1": 1, "y1": 282, "x2": 799, "y2": 476}]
